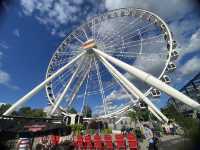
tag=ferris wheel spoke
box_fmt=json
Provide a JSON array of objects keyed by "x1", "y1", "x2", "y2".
[
  {"x1": 81, "y1": 61, "x2": 91, "y2": 114},
  {"x1": 81, "y1": 27, "x2": 88, "y2": 40},
  {"x1": 72, "y1": 34, "x2": 84, "y2": 44},
  {"x1": 51, "y1": 58, "x2": 86, "y2": 101},
  {"x1": 51, "y1": 60, "x2": 83, "y2": 88},
  {"x1": 103, "y1": 33, "x2": 165, "y2": 49},
  {"x1": 100, "y1": 17, "x2": 142, "y2": 43},
  {"x1": 95, "y1": 19, "x2": 129, "y2": 43},
  {"x1": 66, "y1": 57, "x2": 93, "y2": 109},
  {"x1": 92, "y1": 19, "x2": 96, "y2": 39},
  {"x1": 57, "y1": 50, "x2": 82, "y2": 56},
  {"x1": 50, "y1": 57, "x2": 84, "y2": 115},
  {"x1": 94, "y1": 56, "x2": 107, "y2": 115},
  {"x1": 138, "y1": 30, "x2": 143, "y2": 55},
  {"x1": 103, "y1": 21, "x2": 155, "y2": 46},
  {"x1": 104, "y1": 48, "x2": 167, "y2": 59}
]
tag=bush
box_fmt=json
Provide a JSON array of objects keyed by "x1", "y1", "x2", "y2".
[
  {"x1": 70, "y1": 124, "x2": 84, "y2": 135},
  {"x1": 102, "y1": 128, "x2": 112, "y2": 134}
]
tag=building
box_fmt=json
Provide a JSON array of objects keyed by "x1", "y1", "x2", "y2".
[{"x1": 168, "y1": 72, "x2": 200, "y2": 118}]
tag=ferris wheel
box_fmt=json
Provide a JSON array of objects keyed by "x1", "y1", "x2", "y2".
[
  {"x1": 45, "y1": 8, "x2": 177, "y2": 119},
  {"x1": 3, "y1": 8, "x2": 200, "y2": 123}
]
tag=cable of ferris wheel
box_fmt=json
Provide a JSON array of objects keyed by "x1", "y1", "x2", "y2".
[
  {"x1": 50, "y1": 58, "x2": 84, "y2": 115},
  {"x1": 102, "y1": 22, "x2": 155, "y2": 47},
  {"x1": 99, "y1": 16, "x2": 142, "y2": 42},
  {"x1": 73, "y1": 34, "x2": 84, "y2": 44},
  {"x1": 94, "y1": 56, "x2": 107, "y2": 115},
  {"x1": 97, "y1": 54, "x2": 167, "y2": 122},
  {"x1": 95, "y1": 18, "x2": 130, "y2": 43},
  {"x1": 81, "y1": 27, "x2": 88, "y2": 40},
  {"x1": 102, "y1": 33, "x2": 164, "y2": 50},
  {"x1": 66, "y1": 57, "x2": 93, "y2": 110},
  {"x1": 93, "y1": 48, "x2": 200, "y2": 111},
  {"x1": 81, "y1": 57, "x2": 92, "y2": 114},
  {"x1": 102, "y1": 20, "x2": 154, "y2": 46},
  {"x1": 3, "y1": 51, "x2": 86, "y2": 116}
]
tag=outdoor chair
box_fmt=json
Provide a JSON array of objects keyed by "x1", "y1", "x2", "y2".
[
  {"x1": 115, "y1": 134, "x2": 126, "y2": 150},
  {"x1": 94, "y1": 134, "x2": 103, "y2": 150},
  {"x1": 128, "y1": 140, "x2": 137, "y2": 150},
  {"x1": 75, "y1": 135, "x2": 85, "y2": 150},
  {"x1": 84, "y1": 134, "x2": 93, "y2": 150},
  {"x1": 104, "y1": 134, "x2": 114, "y2": 150},
  {"x1": 127, "y1": 133, "x2": 136, "y2": 140}
]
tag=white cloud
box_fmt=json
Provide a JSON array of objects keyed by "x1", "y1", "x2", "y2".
[
  {"x1": 105, "y1": 89, "x2": 130, "y2": 102},
  {"x1": 0, "y1": 41, "x2": 9, "y2": 49},
  {"x1": 105, "y1": 0, "x2": 193, "y2": 20},
  {"x1": 0, "y1": 51, "x2": 19, "y2": 90},
  {"x1": 0, "y1": 69, "x2": 19, "y2": 90},
  {"x1": 179, "y1": 56, "x2": 200, "y2": 77},
  {"x1": 0, "y1": 70, "x2": 10, "y2": 84},
  {"x1": 20, "y1": 0, "x2": 36, "y2": 15},
  {"x1": 20, "y1": 0, "x2": 105, "y2": 37},
  {"x1": 180, "y1": 28, "x2": 200, "y2": 57},
  {"x1": 13, "y1": 29, "x2": 20, "y2": 38}
]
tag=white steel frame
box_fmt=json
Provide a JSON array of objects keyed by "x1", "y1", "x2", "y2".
[
  {"x1": 3, "y1": 8, "x2": 200, "y2": 123},
  {"x1": 3, "y1": 49, "x2": 200, "y2": 122}
]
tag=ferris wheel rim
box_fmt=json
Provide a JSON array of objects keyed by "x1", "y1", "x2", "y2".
[{"x1": 45, "y1": 7, "x2": 174, "y2": 117}]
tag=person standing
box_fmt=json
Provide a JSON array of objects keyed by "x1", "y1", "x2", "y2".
[{"x1": 143, "y1": 125, "x2": 154, "y2": 150}]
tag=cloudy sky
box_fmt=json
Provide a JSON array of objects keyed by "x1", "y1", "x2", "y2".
[{"x1": 0, "y1": 0, "x2": 200, "y2": 112}]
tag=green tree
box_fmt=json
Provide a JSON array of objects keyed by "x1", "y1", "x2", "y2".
[
  {"x1": 32, "y1": 108, "x2": 46, "y2": 117},
  {"x1": 82, "y1": 105, "x2": 92, "y2": 117},
  {"x1": 161, "y1": 103, "x2": 200, "y2": 149},
  {"x1": 67, "y1": 107, "x2": 77, "y2": 114},
  {"x1": 0, "y1": 104, "x2": 12, "y2": 115},
  {"x1": 18, "y1": 107, "x2": 33, "y2": 117},
  {"x1": 18, "y1": 107, "x2": 46, "y2": 117},
  {"x1": 0, "y1": 104, "x2": 17, "y2": 115}
]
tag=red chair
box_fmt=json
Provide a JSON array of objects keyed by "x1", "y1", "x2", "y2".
[
  {"x1": 128, "y1": 140, "x2": 138, "y2": 150},
  {"x1": 51, "y1": 135, "x2": 60, "y2": 145},
  {"x1": 94, "y1": 134, "x2": 103, "y2": 150},
  {"x1": 115, "y1": 134, "x2": 124, "y2": 139},
  {"x1": 115, "y1": 134, "x2": 126, "y2": 150},
  {"x1": 127, "y1": 133, "x2": 136, "y2": 140},
  {"x1": 84, "y1": 134, "x2": 93, "y2": 150},
  {"x1": 75, "y1": 135, "x2": 85, "y2": 150},
  {"x1": 104, "y1": 134, "x2": 114, "y2": 150}
]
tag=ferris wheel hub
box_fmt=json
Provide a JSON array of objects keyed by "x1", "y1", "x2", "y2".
[{"x1": 81, "y1": 39, "x2": 97, "y2": 50}]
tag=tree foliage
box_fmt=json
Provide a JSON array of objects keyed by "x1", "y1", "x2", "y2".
[
  {"x1": 67, "y1": 107, "x2": 77, "y2": 114},
  {"x1": 0, "y1": 104, "x2": 12, "y2": 115},
  {"x1": 161, "y1": 103, "x2": 200, "y2": 149},
  {"x1": 0, "y1": 104, "x2": 46, "y2": 117},
  {"x1": 82, "y1": 105, "x2": 92, "y2": 117}
]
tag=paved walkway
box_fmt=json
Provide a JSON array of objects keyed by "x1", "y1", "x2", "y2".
[
  {"x1": 139, "y1": 135, "x2": 187, "y2": 150},
  {"x1": 158, "y1": 135, "x2": 189, "y2": 150}
]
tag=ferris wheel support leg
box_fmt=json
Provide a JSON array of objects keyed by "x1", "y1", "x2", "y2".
[
  {"x1": 50, "y1": 62, "x2": 82, "y2": 115},
  {"x1": 148, "y1": 107, "x2": 163, "y2": 122},
  {"x1": 98, "y1": 55, "x2": 168, "y2": 122},
  {"x1": 93, "y1": 48, "x2": 200, "y2": 111},
  {"x1": 3, "y1": 52, "x2": 86, "y2": 116}
]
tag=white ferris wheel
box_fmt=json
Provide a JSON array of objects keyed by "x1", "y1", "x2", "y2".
[{"x1": 3, "y1": 8, "x2": 200, "y2": 123}]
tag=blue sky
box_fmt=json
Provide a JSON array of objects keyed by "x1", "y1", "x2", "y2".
[{"x1": 0, "y1": 0, "x2": 200, "y2": 113}]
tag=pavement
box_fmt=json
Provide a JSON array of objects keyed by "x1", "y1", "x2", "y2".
[{"x1": 139, "y1": 135, "x2": 187, "y2": 150}]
